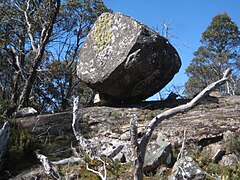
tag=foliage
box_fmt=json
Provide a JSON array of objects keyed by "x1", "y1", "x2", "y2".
[
  {"x1": 58, "y1": 158, "x2": 133, "y2": 179},
  {"x1": 0, "y1": 119, "x2": 38, "y2": 178},
  {"x1": 0, "y1": 0, "x2": 110, "y2": 113},
  {"x1": 229, "y1": 135, "x2": 240, "y2": 157},
  {"x1": 184, "y1": 13, "x2": 240, "y2": 97},
  {"x1": 192, "y1": 151, "x2": 240, "y2": 180},
  {"x1": 0, "y1": 99, "x2": 9, "y2": 115}
]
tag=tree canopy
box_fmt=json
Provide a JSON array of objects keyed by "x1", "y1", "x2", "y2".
[
  {"x1": 0, "y1": 0, "x2": 110, "y2": 114},
  {"x1": 184, "y1": 13, "x2": 240, "y2": 97}
]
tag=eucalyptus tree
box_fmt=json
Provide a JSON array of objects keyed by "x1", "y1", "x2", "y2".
[
  {"x1": 184, "y1": 13, "x2": 240, "y2": 97},
  {"x1": 0, "y1": 0, "x2": 109, "y2": 113}
]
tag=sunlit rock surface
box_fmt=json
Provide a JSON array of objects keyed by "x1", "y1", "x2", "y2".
[{"x1": 77, "y1": 12, "x2": 181, "y2": 104}]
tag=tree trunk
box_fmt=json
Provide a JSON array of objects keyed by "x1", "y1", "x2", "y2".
[
  {"x1": 18, "y1": 68, "x2": 38, "y2": 109},
  {"x1": 17, "y1": 0, "x2": 60, "y2": 110},
  {"x1": 130, "y1": 115, "x2": 147, "y2": 180},
  {"x1": 10, "y1": 72, "x2": 21, "y2": 105},
  {"x1": 133, "y1": 150, "x2": 145, "y2": 180}
]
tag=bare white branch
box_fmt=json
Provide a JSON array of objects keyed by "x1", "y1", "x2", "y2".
[
  {"x1": 131, "y1": 68, "x2": 232, "y2": 180},
  {"x1": 14, "y1": 0, "x2": 37, "y2": 51},
  {"x1": 142, "y1": 68, "x2": 231, "y2": 145},
  {"x1": 72, "y1": 96, "x2": 95, "y2": 159},
  {"x1": 177, "y1": 129, "x2": 186, "y2": 161},
  {"x1": 86, "y1": 157, "x2": 107, "y2": 180},
  {"x1": 35, "y1": 151, "x2": 60, "y2": 180},
  {"x1": 72, "y1": 96, "x2": 107, "y2": 179},
  {"x1": 72, "y1": 96, "x2": 80, "y2": 141}
]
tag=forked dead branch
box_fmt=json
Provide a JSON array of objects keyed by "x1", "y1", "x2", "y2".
[
  {"x1": 130, "y1": 68, "x2": 232, "y2": 180},
  {"x1": 35, "y1": 69, "x2": 231, "y2": 179}
]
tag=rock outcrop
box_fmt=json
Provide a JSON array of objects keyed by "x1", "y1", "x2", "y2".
[
  {"x1": 5, "y1": 96, "x2": 239, "y2": 179},
  {"x1": 77, "y1": 12, "x2": 181, "y2": 104}
]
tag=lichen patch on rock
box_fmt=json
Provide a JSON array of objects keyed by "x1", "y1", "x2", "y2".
[{"x1": 93, "y1": 12, "x2": 113, "y2": 51}]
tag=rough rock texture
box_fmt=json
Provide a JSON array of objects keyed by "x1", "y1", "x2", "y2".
[
  {"x1": 77, "y1": 12, "x2": 181, "y2": 104},
  {"x1": 169, "y1": 156, "x2": 206, "y2": 180},
  {"x1": 11, "y1": 95, "x2": 240, "y2": 179},
  {"x1": 17, "y1": 96, "x2": 240, "y2": 157},
  {"x1": 143, "y1": 140, "x2": 173, "y2": 172}
]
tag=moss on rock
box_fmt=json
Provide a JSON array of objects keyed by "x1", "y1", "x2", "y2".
[{"x1": 0, "y1": 119, "x2": 38, "y2": 178}]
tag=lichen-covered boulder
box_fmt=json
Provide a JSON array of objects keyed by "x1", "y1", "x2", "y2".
[{"x1": 77, "y1": 12, "x2": 181, "y2": 104}]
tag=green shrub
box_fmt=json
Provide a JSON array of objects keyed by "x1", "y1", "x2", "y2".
[
  {"x1": 192, "y1": 151, "x2": 240, "y2": 180},
  {"x1": 229, "y1": 136, "x2": 240, "y2": 156}
]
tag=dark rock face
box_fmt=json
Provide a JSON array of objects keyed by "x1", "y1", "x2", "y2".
[{"x1": 77, "y1": 12, "x2": 181, "y2": 104}]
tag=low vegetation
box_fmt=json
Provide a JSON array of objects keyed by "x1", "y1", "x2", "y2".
[{"x1": 0, "y1": 118, "x2": 39, "y2": 179}]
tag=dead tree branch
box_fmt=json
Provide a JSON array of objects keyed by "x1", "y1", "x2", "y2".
[
  {"x1": 177, "y1": 129, "x2": 187, "y2": 161},
  {"x1": 72, "y1": 96, "x2": 95, "y2": 159},
  {"x1": 130, "y1": 68, "x2": 232, "y2": 180},
  {"x1": 35, "y1": 151, "x2": 60, "y2": 180},
  {"x1": 52, "y1": 157, "x2": 83, "y2": 165},
  {"x1": 72, "y1": 96, "x2": 107, "y2": 179},
  {"x1": 86, "y1": 157, "x2": 107, "y2": 180}
]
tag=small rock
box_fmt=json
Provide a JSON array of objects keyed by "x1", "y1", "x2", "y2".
[
  {"x1": 223, "y1": 130, "x2": 235, "y2": 142},
  {"x1": 169, "y1": 156, "x2": 206, "y2": 180},
  {"x1": 14, "y1": 107, "x2": 38, "y2": 118},
  {"x1": 165, "y1": 92, "x2": 178, "y2": 101},
  {"x1": 94, "y1": 137, "x2": 133, "y2": 162},
  {"x1": 202, "y1": 143, "x2": 223, "y2": 159},
  {"x1": 219, "y1": 154, "x2": 239, "y2": 166},
  {"x1": 209, "y1": 91, "x2": 221, "y2": 98},
  {"x1": 119, "y1": 131, "x2": 130, "y2": 140},
  {"x1": 144, "y1": 140, "x2": 173, "y2": 172}
]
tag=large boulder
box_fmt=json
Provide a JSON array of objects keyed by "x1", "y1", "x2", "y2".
[
  {"x1": 77, "y1": 12, "x2": 181, "y2": 104},
  {"x1": 77, "y1": 13, "x2": 181, "y2": 103}
]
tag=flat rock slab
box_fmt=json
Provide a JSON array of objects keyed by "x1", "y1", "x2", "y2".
[
  {"x1": 18, "y1": 96, "x2": 240, "y2": 155},
  {"x1": 77, "y1": 12, "x2": 181, "y2": 104}
]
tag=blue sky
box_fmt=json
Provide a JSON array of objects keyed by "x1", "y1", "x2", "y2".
[{"x1": 102, "y1": 0, "x2": 240, "y2": 99}]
